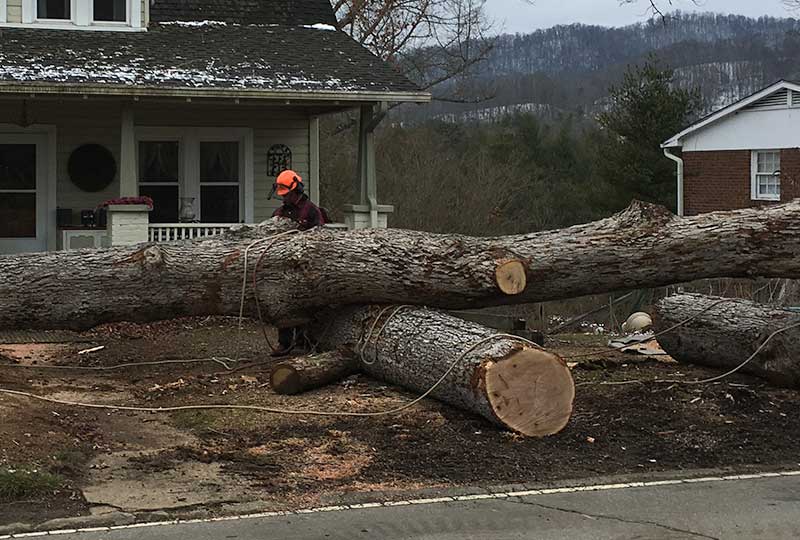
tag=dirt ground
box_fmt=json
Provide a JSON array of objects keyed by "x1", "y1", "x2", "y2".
[{"x1": 1, "y1": 317, "x2": 799, "y2": 527}]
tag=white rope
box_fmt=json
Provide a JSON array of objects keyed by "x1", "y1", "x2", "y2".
[
  {"x1": 575, "y1": 318, "x2": 800, "y2": 387},
  {"x1": 235, "y1": 230, "x2": 300, "y2": 359},
  {"x1": 0, "y1": 357, "x2": 234, "y2": 371},
  {"x1": 0, "y1": 333, "x2": 542, "y2": 418},
  {"x1": 357, "y1": 305, "x2": 412, "y2": 365}
]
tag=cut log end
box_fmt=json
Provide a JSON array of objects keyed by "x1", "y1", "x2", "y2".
[
  {"x1": 270, "y1": 365, "x2": 303, "y2": 395},
  {"x1": 496, "y1": 260, "x2": 527, "y2": 296},
  {"x1": 485, "y1": 348, "x2": 575, "y2": 437},
  {"x1": 269, "y1": 351, "x2": 360, "y2": 395}
]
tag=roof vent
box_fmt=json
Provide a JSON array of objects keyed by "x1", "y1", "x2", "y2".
[{"x1": 745, "y1": 88, "x2": 789, "y2": 111}]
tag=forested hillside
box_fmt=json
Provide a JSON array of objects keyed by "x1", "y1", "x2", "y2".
[{"x1": 405, "y1": 12, "x2": 800, "y2": 122}]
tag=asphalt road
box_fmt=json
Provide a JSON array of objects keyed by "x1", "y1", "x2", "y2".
[{"x1": 46, "y1": 473, "x2": 800, "y2": 539}]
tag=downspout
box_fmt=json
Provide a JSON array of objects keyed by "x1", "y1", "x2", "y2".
[{"x1": 663, "y1": 147, "x2": 684, "y2": 216}]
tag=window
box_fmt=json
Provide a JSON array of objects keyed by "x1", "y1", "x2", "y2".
[
  {"x1": 752, "y1": 150, "x2": 781, "y2": 201},
  {"x1": 0, "y1": 144, "x2": 37, "y2": 238},
  {"x1": 200, "y1": 142, "x2": 240, "y2": 223},
  {"x1": 38, "y1": 0, "x2": 71, "y2": 19},
  {"x1": 93, "y1": 0, "x2": 126, "y2": 22},
  {"x1": 139, "y1": 142, "x2": 179, "y2": 223},
  {"x1": 136, "y1": 129, "x2": 251, "y2": 224},
  {"x1": 20, "y1": 0, "x2": 140, "y2": 28}
]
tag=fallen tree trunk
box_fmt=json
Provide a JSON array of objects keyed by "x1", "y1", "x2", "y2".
[
  {"x1": 269, "y1": 351, "x2": 360, "y2": 395},
  {"x1": 4, "y1": 200, "x2": 800, "y2": 330},
  {"x1": 654, "y1": 293, "x2": 800, "y2": 387},
  {"x1": 309, "y1": 306, "x2": 575, "y2": 437}
]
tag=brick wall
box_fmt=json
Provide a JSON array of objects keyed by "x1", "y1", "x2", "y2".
[{"x1": 683, "y1": 149, "x2": 800, "y2": 215}]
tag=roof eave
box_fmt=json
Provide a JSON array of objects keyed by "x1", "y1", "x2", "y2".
[
  {"x1": 661, "y1": 139, "x2": 681, "y2": 149},
  {"x1": 0, "y1": 82, "x2": 432, "y2": 103},
  {"x1": 661, "y1": 79, "x2": 800, "y2": 149}
]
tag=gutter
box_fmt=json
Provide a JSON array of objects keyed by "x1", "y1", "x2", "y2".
[
  {"x1": 0, "y1": 83, "x2": 432, "y2": 104},
  {"x1": 663, "y1": 147, "x2": 684, "y2": 217}
]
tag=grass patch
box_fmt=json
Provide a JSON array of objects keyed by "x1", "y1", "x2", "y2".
[
  {"x1": 51, "y1": 448, "x2": 92, "y2": 478},
  {"x1": 0, "y1": 467, "x2": 63, "y2": 501},
  {"x1": 171, "y1": 410, "x2": 218, "y2": 431}
]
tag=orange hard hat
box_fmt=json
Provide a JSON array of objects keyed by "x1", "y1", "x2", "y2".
[{"x1": 275, "y1": 170, "x2": 303, "y2": 196}]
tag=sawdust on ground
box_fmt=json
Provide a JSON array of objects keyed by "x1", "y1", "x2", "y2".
[{"x1": 1, "y1": 317, "x2": 799, "y2": 527}]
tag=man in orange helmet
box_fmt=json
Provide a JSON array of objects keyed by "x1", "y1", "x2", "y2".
[
  {"x1": 269, "y1": 170, "x2": 327, "y2": 231},
  {"x1": 268, "y1": 170, "x2": 327, "y2": 356}
]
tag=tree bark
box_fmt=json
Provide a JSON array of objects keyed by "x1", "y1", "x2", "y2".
[
  {"x1": 309, "y1": 306, "x2": 575, "y2": 437},
  {"x1": 3, "y1": 200, "x2": 800, "y2": 330},
  {"x1": 269, "y1": 351, "x2": 360, "y2": 395},
  {"x1": 654, "y1": 293, "x2": 800, "y2": 388}
]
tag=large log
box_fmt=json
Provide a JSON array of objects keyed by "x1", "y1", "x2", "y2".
[
  {"x1": 269, "y1": 351, "x2": 360, "y2": 395},
  {"x1": 309, "y1": 306, "x2": 575, "y2": 437},
  {"x1": 4, "y1": 200, "x2": 800, "y2": 330},
  {"x1": 654, "y1": 293, "x2": 800, "y2": 387}
]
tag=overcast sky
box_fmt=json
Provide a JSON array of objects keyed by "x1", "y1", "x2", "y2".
[{"x1": 487, "y1": 0, "x2": 794, "y2": 34}]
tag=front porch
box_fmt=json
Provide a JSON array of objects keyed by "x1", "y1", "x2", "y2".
[{"x1": 0, "y1": 96, "x2": 395, "y2": 254}]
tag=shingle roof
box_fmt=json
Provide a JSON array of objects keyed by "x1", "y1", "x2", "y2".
[
  {"x1": 150, "y1": 0, "x2": 338, "y2": 27},
  {"x1": 0, "y1": 23, "x2": 425, "y2": 99}
]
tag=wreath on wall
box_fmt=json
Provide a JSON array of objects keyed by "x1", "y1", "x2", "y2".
[
  {"x1": 267, "y1": 144, "x2": 292, "y2": 177},
  {"x1": 68, "y1": 144, "x2": 117, "y2": 192}
]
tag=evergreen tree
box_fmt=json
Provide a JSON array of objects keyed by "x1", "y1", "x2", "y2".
[{"x1": 596, "y1": 55, "x2": 702, "y2": 211}]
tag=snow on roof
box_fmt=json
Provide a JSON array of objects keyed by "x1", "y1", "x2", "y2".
[{"x1": 0, "y1": 24, "x2": 425, "y2": 99}]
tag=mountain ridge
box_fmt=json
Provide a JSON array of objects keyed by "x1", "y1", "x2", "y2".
[{"x1": 405, "y1": 11, "x2": 800, "y2": 123}]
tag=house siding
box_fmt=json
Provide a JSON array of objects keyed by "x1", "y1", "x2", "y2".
[
  {"x1": 683, "y1": 149, "x2": 800, "y2": 215},
  {"x1": 0, "y1": 100, "x2": 310, "y2": 225},
  {"x1": 7, "y1": 0, "x2": 22, "y2": 23}
]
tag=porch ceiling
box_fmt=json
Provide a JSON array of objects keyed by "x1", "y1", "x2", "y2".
[{"x1": 0, "y1": 23, "x2": 430, "y2": 104}]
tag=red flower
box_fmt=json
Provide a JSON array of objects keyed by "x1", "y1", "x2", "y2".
[{"x1": 98, "y1": 196, "x2": 154, "y2": 210}]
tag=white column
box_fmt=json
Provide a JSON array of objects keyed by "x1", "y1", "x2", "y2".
[
  {"x1": 309, "y1": 116, "x2": 320, "y2": 205},
  {"x1": 243, "y1": 129, "x2": 255, "y2": 223},
  {"x1": 131, "y1": 0, "x2": 142, "y2": 28},
  {"x1": 120, "y1": 107, "x2": 137, "y2": 197},
  {"x1": 357, "y1": 105, "x2": 376, "y2": 208},
  {"x1": 345, "y1": 103, "x2": 393, "y2": 229},
  {"x1": 75, "y1": 0, "x2": 89, "y2": 26},
  {"x1": 22, "y1": 0, "x2": 34, "y2": 23}
]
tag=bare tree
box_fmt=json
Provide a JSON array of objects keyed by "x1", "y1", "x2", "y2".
[
  {"x1": 332, "y1": 0, "x2": 495, "y2": 94},
  {"x1": 625, "y1": 0, "x2": 798, "y2": 19},
  {"x1": 619, "y1": 0, "x2": 700, "y2": 20}
]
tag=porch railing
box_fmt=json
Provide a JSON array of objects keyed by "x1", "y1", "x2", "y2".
[
  {"x1": 149, "y1": 222, "x2": 351, "y2": 243},
  {"x1": 148, "y1": 223, "x2": 250, "y2": 243}
]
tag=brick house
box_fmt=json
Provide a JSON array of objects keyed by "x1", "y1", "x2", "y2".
[{"x1": 662, "y1": 80, "x2": 800, "y2": 216}]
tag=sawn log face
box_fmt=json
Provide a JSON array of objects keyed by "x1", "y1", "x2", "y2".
[{"x1": 3, "y1": 200, "x2": 800, "y2": 330}]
